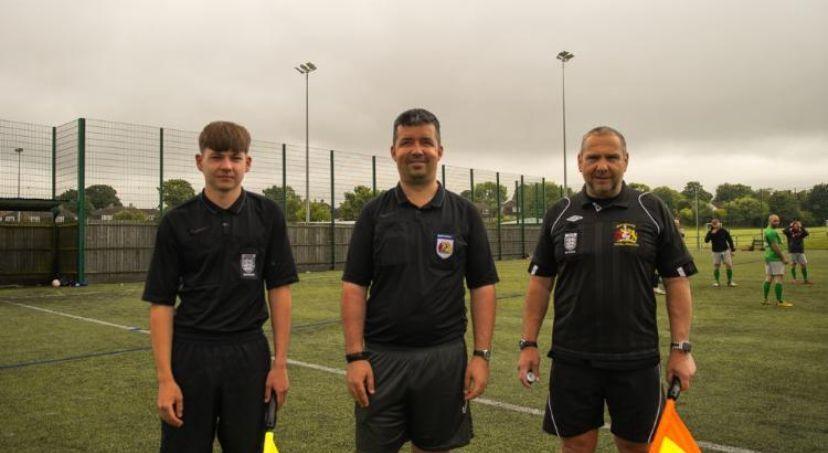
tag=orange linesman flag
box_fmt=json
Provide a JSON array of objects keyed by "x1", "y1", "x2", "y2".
[{"x1": 648, "y1": 379, "x2": 701, "y2": 453}]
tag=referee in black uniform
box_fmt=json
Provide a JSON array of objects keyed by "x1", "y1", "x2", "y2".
[
  {"x1": 341, "y1": 108, "x2": 499, "y2": 452},
  {"x1": 517, "y1": 126, "x2": 697, "y2": 453},
  {"x1": 143, "y1": 121, "x2": 298, "y2": 452}
]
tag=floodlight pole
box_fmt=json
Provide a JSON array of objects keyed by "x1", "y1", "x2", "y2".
[
  {"x1": 296, "y1": 62, "x2": 318, "y2": 223},
  {"x1": 15, "y1": 147, "x2": 23, "y2": 222},
  {"x1": 556, "y1": 51, "x2": 574, "y2": 195}
]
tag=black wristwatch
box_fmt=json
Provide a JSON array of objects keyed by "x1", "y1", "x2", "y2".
[
  {"x1": 345, "y1": 351, "x2": 371, "y2": 363},
  {"x1": 670, "y1": 341, "x2": 692, "y2": 353},
  {"x1": 473, "y1": 349, "x2": 491, "y2": 362},
  {"x1": 519, "y1": 339, "x2": 538, "y2": 350}
]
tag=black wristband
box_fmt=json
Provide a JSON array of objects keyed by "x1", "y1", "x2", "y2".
[{"x1": 345, "y1": 351, "x2": 370, "y2": 363}]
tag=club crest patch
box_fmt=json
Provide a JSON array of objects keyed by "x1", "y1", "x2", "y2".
[
  {"x1": 613, "y1": 223, "x2": 639, "y2": 247},
  {"x1": 241, "y1": 253, "x2": 257, "y2": 277},
  {"x1": 436, "y1": 234, "x2": 454, "y2": 259},
  {"x1": 564, "y1": 232, "x2": 578, "y2": 254}
]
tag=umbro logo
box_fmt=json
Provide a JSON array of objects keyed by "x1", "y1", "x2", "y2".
[{"x1": 566, "y1": 215, "x2": 583, "y2": 222}]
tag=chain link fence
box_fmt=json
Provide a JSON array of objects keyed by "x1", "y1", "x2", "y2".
[{"x1": 1, "y1": 117, "x2": 560, "y2": 283}]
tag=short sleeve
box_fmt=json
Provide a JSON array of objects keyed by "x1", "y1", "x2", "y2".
[
  {"x1": 142, "y1": 215, "x2": 181, "y2": 305},
  {"x1": 527, "y1": 201, "x2": 566, "y2": 278},
  {"x1": 651, "y1": 196, "x2": 697, "y2": 278},
  {"x1": 464, "y1": 204, "x2": 499, "y2": 289},
  {"x1": 263, "y1": 204, "x2": 299, "y2": 289},
  {"x1": 342, "y1": 203, "x2": 375, "y2": 287}
]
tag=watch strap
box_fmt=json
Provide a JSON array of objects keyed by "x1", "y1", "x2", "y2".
[{"x1": 345, "y1": 351, "x2": 371, "y2": 363}]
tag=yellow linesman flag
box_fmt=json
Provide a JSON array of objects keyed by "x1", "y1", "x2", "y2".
[
  {"x1": 263, "y1": 431, "x2": 279, "y2": 453},
  {"x1": 648, "y1": 398, "x2": 700, "y2": 453}
]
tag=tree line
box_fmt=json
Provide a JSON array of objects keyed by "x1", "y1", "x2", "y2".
[{"x1": 56, "y1": 180, "x2": 828, "y2": 227}]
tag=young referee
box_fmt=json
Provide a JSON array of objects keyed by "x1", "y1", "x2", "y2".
[{"x1": 143, "y1": 121, "x2": 298, "y2": 451}]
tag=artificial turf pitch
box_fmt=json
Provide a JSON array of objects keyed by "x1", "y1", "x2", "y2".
[{"x1": 1, "y1": 249, "x2": 826, "y2": 452}]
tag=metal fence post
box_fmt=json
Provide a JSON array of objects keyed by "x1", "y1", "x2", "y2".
[
  {"x1": 541, "y1": 177, "x2": 546, "y2": 216},
  {"x1": 372, "y1": 155, "x2": 377, "y2": 197},
  {"x1": 77, "y1": 118, "x2": 86, "y2": 283},
  {"x1": 496, "y1": 172, "x2": 502, "y2": 260},
  {"x1": 51, "y1": 127, "x2": 56, "y2": 199},
  {"x1": 469, "y1": 168, "x2": 475, "y2": 202},
  {"x1": 159, "y1": 128, "x2": 164, "y2": 216},
  {"x1": 441, "y1": 164, "x2": 446, "y2": 189},
  {"x1": 281, "y1": 144, "x2": 287, "y2": 214},
  {"x1": 330, "y1": 149, "x2": 335, "y2": 270},
  {"x1": 520, "y1": 175, "x2": 526, "y2": 258}
]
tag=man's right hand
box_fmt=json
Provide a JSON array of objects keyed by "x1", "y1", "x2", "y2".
[
  {"x1": 157, "y1": 379, "x2": 184, "y2": 427},
  {"x1": 517, "y1": 348, "x2": 541, "y2": 389},
  {"x1": 346, "y1": 360, "x2": 375, "y2": 408}
]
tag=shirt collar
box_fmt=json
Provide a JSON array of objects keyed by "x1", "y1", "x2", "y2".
[
  {"x1": 577, "y1": 182, "x2": 632, "y2": 209},
  {"x1": 199, "y1": 189, "x2": 247, "y2": 215},
  {"x1": 394, "y1": 181, "x2": 446, "y2": 209}
]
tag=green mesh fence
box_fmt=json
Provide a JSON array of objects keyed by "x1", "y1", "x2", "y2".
[{"x1": 0, "y1": 120, "x2": 53, "y2": 201}]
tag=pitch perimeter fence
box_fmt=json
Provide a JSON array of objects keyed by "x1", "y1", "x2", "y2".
[{"x1": 1, "y1": 118, "x2": 562, "y2": 284}]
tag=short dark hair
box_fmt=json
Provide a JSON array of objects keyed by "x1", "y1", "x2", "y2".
[
  {"x1": 199, "y1": 121, "x2": 251, "y2": 154},
  {"x1": 580, "y1": 126, "x2": 627, "y2": 154},
  {"x1": 392, "y1": 108, "x2": 441, "y2": 145}
]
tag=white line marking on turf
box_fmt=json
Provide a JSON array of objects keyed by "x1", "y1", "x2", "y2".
[
  {"x1": 3, "y1": 301, "x2": 758, "y2": 453},
  {"x1": 3, "y1": 301, "x2": 150, "y2": 334}
]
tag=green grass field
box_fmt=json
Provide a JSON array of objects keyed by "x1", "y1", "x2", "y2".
[{"x1": 1, "y1": 249, "x2": 827, "y2": 452}]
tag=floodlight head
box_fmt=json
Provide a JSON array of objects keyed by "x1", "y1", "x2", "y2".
[
  {"x1": 15, "y1": 147, "x2": 23, "y2": 153},
  {"x1": 306, "y1": 62, "x2": 317, "y2": 70},
  {"x1": 295, "y1": 66, "x2": 304, "y2": 74},
  {"x1": 556, "y1": 50, "x2": 574, "y2": 62},
  {"x1": 299, "y1": 64, "x2": 310, "y2": 72}
]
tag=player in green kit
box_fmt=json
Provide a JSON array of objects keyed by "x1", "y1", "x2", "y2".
[{"x1": 763, "y1": 214, "x2": 792, "y2": 307}]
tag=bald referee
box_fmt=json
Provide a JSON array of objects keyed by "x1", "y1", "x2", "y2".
[{"x1": 517, "y1": 126, "x2": 697, "y2": 453}]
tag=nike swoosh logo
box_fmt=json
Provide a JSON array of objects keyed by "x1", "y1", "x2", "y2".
[{"x1": 188, "y1": 226, "x2": 209, "y2": 235}]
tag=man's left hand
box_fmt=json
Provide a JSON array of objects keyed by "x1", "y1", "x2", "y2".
[
  {"x1": 666, "y1": 350, "x2": 696, "y2": 391},
  {"x1": 264, "y1": 363, "x2": 289, "y2": 409},
  {"x1": 464, "y1": 356, "x2": 489, "y2": 400}
]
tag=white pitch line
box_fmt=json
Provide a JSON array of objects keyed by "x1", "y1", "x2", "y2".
[{"x1": 3, "y1": 300, "x2": 758, "y2": 453}]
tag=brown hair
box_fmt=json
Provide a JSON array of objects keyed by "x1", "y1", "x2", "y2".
[{"x1": 198, "y1": 121, "x2": 251, "y2": 154}]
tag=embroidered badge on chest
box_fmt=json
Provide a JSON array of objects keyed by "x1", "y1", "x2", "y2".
[
  {"x1": 241, "y1": 253, "x2": 257, "y2": 277},
  {"x1": 564, "y1": 232, "x2": 578, "y2": 254},
  {"x1": 436, "y1": 234, "x2": 454, "y2": 259},
  {"x1": 613, "y1": 223, "x2": 639, "y2": 247}
]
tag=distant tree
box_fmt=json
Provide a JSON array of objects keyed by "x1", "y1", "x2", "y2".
[
  {"x1": 628, "y1": 182, "x2": 651, "y2": 192},
  {"x1": 723, "y1": 196, "x2": 767, "y2": 227},
  {"x1": 508, "y1": 181, "x2": 565, "y2": 220},
  {"x1": 681, "y1": 181, "x2": 713, "y2": 202},
  {"x1": 715, "y1": 183, "x2": 754, "y2": 204},
  {"x1": 296, "y1": 199, "x2": 332, "y2": 222},
  {"x1": 160, "y1": 179, "x2": 196, "y2": 209},
  {"x1": 650, "y1": 186, "x2": 686, "y2": 213},
  {"x1": 113, "y1": 207, "x2": 148, "y2": 221},
  {"x1": 85, "y1": 184, "x2": 122, "y2": 209},
  {"x1": 56, "y1": 189, "x2": 95, "y2": 216},
  {"x1": 803, "y1": 183, "x2": 828, "y2": 222},
  {"x1": 767, "y1": 190, "x2": 801, "y2": 223},
  {"x1": 339, "y1": 185, "x2": 381, "y2": 221},
  {"x1": 263, "y1": 185, "x2": 302, "y2": 222}
]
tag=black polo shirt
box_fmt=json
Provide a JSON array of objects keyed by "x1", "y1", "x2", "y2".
[
  {"x1": 704, "y1": 228, "x2": 735, "y2": 252},
  {"x1": 142, "y1": 190, "x2": 299, "y2": 339},
  {"x1": 342, "y1": 183, "x2": 499, "y2": 347},
  {"x1": 529, "y1": 183, "x2": 696, "y2": 367},
  {"x1": 783, "y1": 226, "x2": 809, "y2": 253}
]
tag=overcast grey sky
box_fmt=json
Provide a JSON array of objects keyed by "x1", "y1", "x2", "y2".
[{"x1": 1, "y1": 0, "x2": 826, "y2": 194}]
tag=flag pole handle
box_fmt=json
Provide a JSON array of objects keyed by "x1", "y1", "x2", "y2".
[
  {"x1": 265, "y1": 390, "x2": 278, "y2": 430},
  {"x1": 667, "y1": 377, "x2": 681, "y2": 401}
]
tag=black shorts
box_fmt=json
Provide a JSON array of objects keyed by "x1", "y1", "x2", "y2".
[
  {"x1": 543, "y1": 360, "x2": 663, "y2": 443},
  {"x1": 160, "y1": 332, "x2": 271, "y2": 453},
  {"x1": 355, "y1": 339, "x2": 472, "y2": 452}
]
